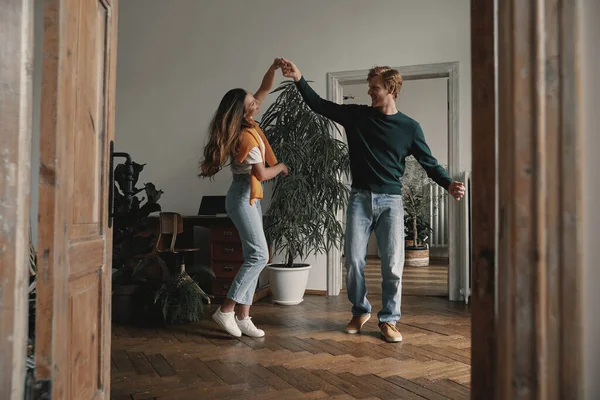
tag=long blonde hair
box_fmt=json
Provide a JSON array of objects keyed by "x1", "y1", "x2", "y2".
[{"x1": 199, "y1": 89, "x2": 252, "y2": 178}]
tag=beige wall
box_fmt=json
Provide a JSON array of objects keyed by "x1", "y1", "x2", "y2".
[
  {"x1": 114, "y1": 0, "x2": 471, "y2": 290},
  {"x1": 581, "y1": 0, "x2": 600, "y2": 397}
]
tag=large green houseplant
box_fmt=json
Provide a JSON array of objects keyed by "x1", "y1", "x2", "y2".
[
  {"x1": 259, "y1": 81, "x2": 350, "y2": 304},
  {"x1": 401, "y1": 155, "x2": 447, "y2": 266}
]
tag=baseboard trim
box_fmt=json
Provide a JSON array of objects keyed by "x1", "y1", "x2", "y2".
[{"x1": 305, "y1": 290, "x2": 327, "y2": 296}]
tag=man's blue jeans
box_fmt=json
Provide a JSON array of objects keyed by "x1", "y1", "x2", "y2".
[{"x1": 344, "y1": 188, "x2": 405, "y2": 324}]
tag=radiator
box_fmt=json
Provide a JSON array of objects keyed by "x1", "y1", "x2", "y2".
[
  {"x1": 457, "y1": 170, "x2": 472, "y2": 304},
  {"x1": 428, "y1": 184, "x2": 449, "y2": 252}
]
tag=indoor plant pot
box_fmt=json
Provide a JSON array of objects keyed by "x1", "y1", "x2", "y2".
[
  {"x1": 267, "y1": 263, "x2": 312, "y2": 305},
  {"x1": 111, "y1": 283, "x2": 140, "y2": 323},
  {"x1": 404, "y1": 240, "x2": 430, "y2": 267}
]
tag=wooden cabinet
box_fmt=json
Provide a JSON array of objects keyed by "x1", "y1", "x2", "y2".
[
  {"x1": 204, "y1": 217, "x2": 270, "y2": 304},
  {"x1": 147, "y1": 215, "x2": 270, "y2": 304},
  {"x1": 152, "y1": 215, "x2": 270, "y2": 304}
]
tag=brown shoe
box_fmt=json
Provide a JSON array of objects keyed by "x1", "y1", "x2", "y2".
[
  {"x1": 379, "y1": 322, "x2": 403, "y2": 342},
  {"x1": 346, "y1": 313, "x2": 371, "y2": 334}
]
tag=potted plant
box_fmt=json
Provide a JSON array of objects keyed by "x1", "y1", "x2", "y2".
[
  {"x1": 153, "y1": 262, "x2": 214, "y2": 324},
  {"x1": 111, "y1": 161, "x2": 167, "y2": 323},
  {"x1": 401, "y1": 155, "x2": 446, "y2": 266},
  {"x1": 259, "y1": 81, "x2": 350, "y2": 305}
]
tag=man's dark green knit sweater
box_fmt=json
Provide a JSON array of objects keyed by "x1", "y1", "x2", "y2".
[{"x1": 295, "y1": 77, "x2": 453, "y2": 195}]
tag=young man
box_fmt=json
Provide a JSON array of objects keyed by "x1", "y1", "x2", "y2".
[{"x1": 281, "y1": 59, "x2": 465, "y2": 343}]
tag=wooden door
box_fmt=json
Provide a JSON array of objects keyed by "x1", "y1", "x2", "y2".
[{"x1": 36, "y1": 0, "x2": 118, "y2": 398}]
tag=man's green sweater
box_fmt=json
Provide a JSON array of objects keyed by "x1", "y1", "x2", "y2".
[{"x1": 295, "y1": 77, "x2": 453, "y2": 194}]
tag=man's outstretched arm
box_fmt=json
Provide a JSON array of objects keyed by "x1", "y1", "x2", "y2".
[
  {"x1": 281, "y1": 58, "x2": 353, "y2": 126},
  {"x1": 410, "y1": 123, "x2": 465, "y2": 200}
]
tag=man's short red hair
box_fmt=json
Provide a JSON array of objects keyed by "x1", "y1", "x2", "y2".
[{"x1": 367, "y1": 66, "x2": 403, "y2": 99}]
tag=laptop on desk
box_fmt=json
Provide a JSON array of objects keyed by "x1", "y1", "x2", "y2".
[{"x1": 197, "y1": 195, "x2": 227, "y2": 216}]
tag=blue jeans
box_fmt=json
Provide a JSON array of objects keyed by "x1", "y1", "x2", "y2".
[
  {"x1": 225, "y1": 174, "x2": 269, "y2": 305},
  {"x1": 344, "y1": 188, "x2": 405, "y2": 324}
]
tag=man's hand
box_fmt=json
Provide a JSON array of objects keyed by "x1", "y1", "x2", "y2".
[
  {"x1": 280, "y1": 59, "x2": 302, "y2": 82},
  {"x1": 449, "y1": 181, "x2": 465, "y2": 201}
]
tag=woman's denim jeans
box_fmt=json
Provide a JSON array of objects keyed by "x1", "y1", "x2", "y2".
[
  {"x1": 225, "y1": 174, "x2": 269, "y2": 305},
  {"x1": 344, "y1": 188, "x2": 405, "y2": 324}
]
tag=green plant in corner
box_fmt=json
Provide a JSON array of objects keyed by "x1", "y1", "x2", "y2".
[
  {"x1": 153, "y1": 263, "x2": 214, "y2": 324},
  {"x1": 259, "y1": 81, "x2": 350, "y2": 268}
]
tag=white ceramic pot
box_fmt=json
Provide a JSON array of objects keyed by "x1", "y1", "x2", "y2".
[{"x1": 267, "y1": 263, "x2": 312, "y2": 305}]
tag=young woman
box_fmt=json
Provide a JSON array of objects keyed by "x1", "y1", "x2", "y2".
[{"x1": 199, "y1": 59, "x2": 288, "y2": 337}]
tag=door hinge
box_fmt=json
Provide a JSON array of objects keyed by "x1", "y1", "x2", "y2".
[{"x1": 33, "y1": 379, "x2": 51, "y2": 400}]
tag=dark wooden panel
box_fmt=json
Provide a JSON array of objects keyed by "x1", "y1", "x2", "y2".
[
  {"x1": 210, "y1": 223, "x2": 240, "y2": 243},
  {"x1": 212, "y1": 261, "x2": 242, "y2": 279},
  {"x1": 496, "y1": 0, "x2": 583, "y2": 397},
  {"x1": 211, "y1": 279, "x2": 233, "y2": 296},
  {"x1": 212, "y1": 242, "x2": 244, "y2": 262},
  {"x1": 470, "y1": 0, "x2": 496, "y2": 399}
]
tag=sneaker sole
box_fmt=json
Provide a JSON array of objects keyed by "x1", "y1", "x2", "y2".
[
  {"x1": 212, "y1": 313, "x2": 242, "y2": 337},
  {"x1": 380, "y1": 333, "x2": 403, "y2": 343},
  {"x1": 346, "y1": 314, "x2": 371, "y2": 334},
  {"x1": 242, "y1": 331, "x2": 265, "y2": 338}
]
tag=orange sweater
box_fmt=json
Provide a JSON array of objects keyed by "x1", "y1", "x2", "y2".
[{"x1": 235, "y1": 121, "x2": 278, "y2": 205}]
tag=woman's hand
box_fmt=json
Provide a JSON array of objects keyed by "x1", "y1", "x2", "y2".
[
  {"x1": 252, "y1": 162, "x2": 288, "y2": 181},
  {"x1": 270, "y1": 58, "x2": 284, "y2": 71},
  {"x1": 279, "y1": 163, "x2": 289, "y2": 177}
]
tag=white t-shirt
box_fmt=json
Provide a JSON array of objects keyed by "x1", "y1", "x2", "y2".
[{"x1": 231, "y1": 133, "x2": 265, "y2": 174}]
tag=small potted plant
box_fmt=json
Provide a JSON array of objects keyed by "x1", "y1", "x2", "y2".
[
  {"x1": 401, "y1": 156, "x2": 446, "y2": 267},
  {"x1": 259, "y1": 81, "x2": 350, "y2": 305}
]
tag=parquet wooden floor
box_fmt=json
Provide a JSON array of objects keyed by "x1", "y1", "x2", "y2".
[{"x1": 111, "y1": 284, "x2": 470, "y2": 399}]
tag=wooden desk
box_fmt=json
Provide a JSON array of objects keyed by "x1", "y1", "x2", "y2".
[{"x1": 150, "y1": 215, "x2": 270, "y2": 304}]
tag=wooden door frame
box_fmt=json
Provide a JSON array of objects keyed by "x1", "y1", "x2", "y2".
[
  {"x1": 471, "y1": 0, "x2": 584, "y2": 398},
  {"x1": 0, "y1": 0, "x2": 34, "y2": 398},
  {"x1": 326, "y1": 62, "x2": 462, "y2": 300}
]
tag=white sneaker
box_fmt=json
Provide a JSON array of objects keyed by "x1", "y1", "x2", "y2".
[
  {"x1": 235, "y1": 316, "x2": 265, "y2": 338},
  {"x1": 212, "y1": 307, "x2": 242, "y2": 337}
]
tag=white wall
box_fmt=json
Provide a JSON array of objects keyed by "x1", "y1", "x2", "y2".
[
  {"x1": 115, "y1": 0, "x2": 471, "y2": 290},
  {"x1": 581, "y1": 0, "x2": 600, "y2": 397}
]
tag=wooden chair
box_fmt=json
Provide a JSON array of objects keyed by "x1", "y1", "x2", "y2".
[{"x1": 156, "y1": 212, "x2": 199, "y2": 273}]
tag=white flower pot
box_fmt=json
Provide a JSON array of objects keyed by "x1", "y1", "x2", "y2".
[{"x1": 267, "y1": 264, "x2": 312, "y2": 305}]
